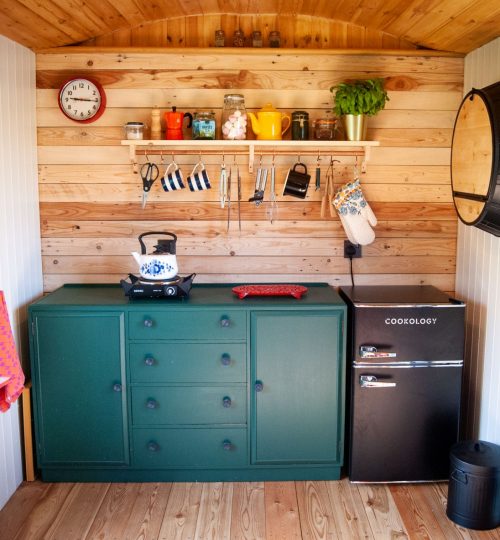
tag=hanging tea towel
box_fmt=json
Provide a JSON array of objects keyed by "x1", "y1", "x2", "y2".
[
  {"x1": 0, "y1": 291, "x2": 25, "y2": 412},
  {"x1": 332, "y1": 179, "x2": 377, "y2": 246}
]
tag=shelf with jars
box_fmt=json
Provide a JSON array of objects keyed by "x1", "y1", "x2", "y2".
[{"x1": 121, "y1": 139, "x2": 380, "y2": 174}]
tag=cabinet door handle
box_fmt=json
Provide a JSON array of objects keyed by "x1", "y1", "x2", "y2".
[
  {"x1": 359, "y1": 375, "x2": 396, "y2": 388},
  {"x1": 144, "y1": 356, "x2": 155, "y2": 366},
  {"x1": 220, "y1": 353, "x2": 231, "y2": 366},
  {"x1": 146, "y1": 398, "x2": 158, "y2": 409},
  {"x1": 147, "y1": 441, "x2": 160, "y2": 452},
  {"x1": 254, "y1": 380, "x2": 264, "y2": 392},
  {"x1": 113, "y1": 383, "x2": 122, "y2": 392},
  {"x1": 222, "y1": 396, "x2": 232, "y2": 408},
  {"x1": 220, "y1": 315, "x2": 231, "y2": 328},
  {"x1": 143, "y1": 318, "x2": 153, "y2": 328},
  {"x1": 222, "y1": 439, "x2": 233, "y2": 451}
]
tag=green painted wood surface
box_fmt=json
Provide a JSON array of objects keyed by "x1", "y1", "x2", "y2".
[
  {"x1": 132, "y1": 427, "x2": 247, "y2": 469},
  {"x1": 129, "y1": 343, "x2": 246, "y2": 383},
  {"x1": 31, "y1": 312, "x2": 128, "y2": 466},
  {"x1": 251, "y1": 311, "x2": 343, "y2": 465},
  {"x1": 131, "y1": 386, "x2": 247, "y2": 425}
]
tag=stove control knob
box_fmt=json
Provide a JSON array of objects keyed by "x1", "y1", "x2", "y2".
[{"x1": 165, "y1": 286, "x2": 176, "y2": 296}]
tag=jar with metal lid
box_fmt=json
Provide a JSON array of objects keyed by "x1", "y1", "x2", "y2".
[
  {"x1": 215, "y1": 29, "x2": 225, "y2": 47},
  {"x1": 314, "y1": 115, "x2": 337, "y2": 140},
  {"x1": 269, "y1": 30, "x2": 281, "y2": 47},
  {"x1": 292, "y1": 111, "x2": 309, "y2": 140},
  {"x1": 252, "y1": 31, "x2": 263, "y2": 47},
  {"x1": 124, "y1": 122, "x2": 145, "y2": 140},
  {"x1": 233, "y1": 29, "x2": 245, "y2": 47},
  {"x1": 192, "y1": 111, "x2": 216, "y2": 140},
  {"x1": 221, "y1": 94, "x2": 247, "y2": 140}
]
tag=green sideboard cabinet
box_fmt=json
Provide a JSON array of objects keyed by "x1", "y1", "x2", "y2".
[{"x1": 28, "y1": 284, "x2": 346, "y2": 482}]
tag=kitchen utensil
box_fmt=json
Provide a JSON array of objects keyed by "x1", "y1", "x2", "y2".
[
  {"x1": 266, "y1": 156, "x2": 278, "y2": 223},
  {"x1": 315, "y1": 155, "x2": 321, "y2": 190},
  {"x1": 226, "y1": 164, "x2": 232, "y2": 231},
  {"x1": 219, "y1": 157, "x2": 228, "y2": 208},
  {"x1": 164, "y1": 106, "x2": 193, "y2": 140},
  {"x1": 282, "y1": 162, "x2": 310, "y2": 199},
  {"x1": 140, "y1": 161, "x2": 159, "y2": 208},
  {"x1": 249, "y1": 157, "x2": 267, "y2": 205},
  {"x1": 187, "y1": 160, "x2": 211, "y2": 191},
  {"x1": 131, "y1": 231, "x2": 179, "y2": 281},
  {"x1": 237, "y1": 161, "x2": 242, "y2": 231},
  {"x1": 161, "y1": 160, "x2": 184, "y2": 192},
  {"x1": 248, "y1": 103, "x2": 291, "y2": 140}
]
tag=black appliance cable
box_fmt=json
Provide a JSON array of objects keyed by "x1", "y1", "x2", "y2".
[{"x1": 349, "y1": 253, "x2": 354, "y2": 286}]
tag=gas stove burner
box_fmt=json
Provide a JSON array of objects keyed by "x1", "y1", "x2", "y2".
[{"x1": 120, "y1": 273, "x2": 195, "y2": 299}]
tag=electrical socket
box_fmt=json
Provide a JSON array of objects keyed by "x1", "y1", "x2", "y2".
[{"x1": 344, "y1": 240, "x2": 362, "y2": 258}]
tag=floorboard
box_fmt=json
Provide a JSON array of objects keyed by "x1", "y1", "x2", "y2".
[{"x1": 0, "y1": 480, "x2": 498, "y2": 540}]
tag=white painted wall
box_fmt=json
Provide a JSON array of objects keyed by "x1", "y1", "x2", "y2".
[
  {"x1": 456, "y1": 37, "x2": 500, "y2": 443},
  {"x1": 0, "y1": 36, "x2": 43, "y2": 510}
]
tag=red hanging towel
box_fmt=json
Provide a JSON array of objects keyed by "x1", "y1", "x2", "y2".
[{"x1": 0, "y1": 291, "x2": 25, "y2": 412}]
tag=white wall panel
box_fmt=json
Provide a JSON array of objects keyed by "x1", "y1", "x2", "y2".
[
  {"x1": 456, "y1": 37, "x2": 500, "y2": 443},
  {"x1": 0, "y1": 35, "x2": 43, "y2": 510}
]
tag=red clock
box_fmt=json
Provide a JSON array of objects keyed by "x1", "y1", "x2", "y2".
[{"x1": 58, "y1": 77, "x2": 106, "y2": 123}]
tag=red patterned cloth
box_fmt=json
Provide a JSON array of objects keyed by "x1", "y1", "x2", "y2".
[{"x1": 0, "y1": 291, "x2": 25, "y2": 412}]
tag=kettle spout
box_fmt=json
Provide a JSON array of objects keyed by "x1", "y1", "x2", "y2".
[
  {"x1": 247, "y1": 112, "x2": 261, "y2": 135},
  {"x1": 131, "y1": 251, "x2": 141, "y2": 265}
]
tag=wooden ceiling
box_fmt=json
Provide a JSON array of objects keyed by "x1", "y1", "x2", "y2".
[{"x1": 0, "y1": 0, "x2": 499, "y2": 53}]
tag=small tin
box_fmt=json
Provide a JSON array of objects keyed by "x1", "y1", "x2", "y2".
[
  {"x1": 192, "y1": 111, "x2": 216, "y2": 140},
  {"x1": 124, "y1": 122, "x2": 145, "y2": 140}
]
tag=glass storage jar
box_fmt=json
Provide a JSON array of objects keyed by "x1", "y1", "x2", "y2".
[
  {"x1": 221, "y1": 94, "x2": 247, "y2": 140},
  {"x1": 215, "y1": 29, "x2": 225, "y2": 47},
  {"x1": 192, "y1": 111, "x2": 216, "y2": 140},
  {"x1": 124, "y1": 122, "x2": 145, "y2": 140},
  {"x1": 291, "y1": 111, "x2": 309, "y2": 140},
  {"x1": 314, "y1": 115, "x2": 337, "y2": 140}
]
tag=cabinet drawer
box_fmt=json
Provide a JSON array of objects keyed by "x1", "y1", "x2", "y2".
[
  {"x1": 133, "y1": 428, "x2": 247, "y2": 469},
  {"x1": 130, "y1": 343, "x2": 246, "y2": 383},
  {"x1": 132, "y1": 386, "x2": 246, "y2": 425},
  {"x1": 129, "y1": 310, "x2": 246, "y2": 341}
]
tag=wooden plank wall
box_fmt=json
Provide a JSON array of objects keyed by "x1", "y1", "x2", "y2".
[
  {"x1": 36, "y1": 49, "x2": 463, "y2": 293},
  {"x1": 82, "y1": 14, "x2": 416, "y2": 50}
]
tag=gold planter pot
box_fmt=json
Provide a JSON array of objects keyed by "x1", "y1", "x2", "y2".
[{"x1": 342, "y1": 114, "x2": 368, "y2": 141}]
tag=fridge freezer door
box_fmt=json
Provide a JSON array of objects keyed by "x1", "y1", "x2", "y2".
[{"x1": 349, "y1": 363, "x2": 462, "y2": 482}]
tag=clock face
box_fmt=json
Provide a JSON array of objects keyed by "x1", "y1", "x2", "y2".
[{"x1": 58, "y1": 78, "x2": 106, "y2": 123}]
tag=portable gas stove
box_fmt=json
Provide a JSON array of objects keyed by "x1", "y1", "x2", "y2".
[{"x1": 120, "y1": 273, "x2": 195, "y2": 299}]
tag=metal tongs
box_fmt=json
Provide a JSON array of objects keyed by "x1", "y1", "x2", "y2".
[
  {"x1": 266, "y1": 153, "x2": 278, "y2": 223},
  {"x1": 249, "y1": 155, "x2": 267, "y2": 206},
  {"x1": 226, "y1": 155, "x2": 241, "y2": 232}
]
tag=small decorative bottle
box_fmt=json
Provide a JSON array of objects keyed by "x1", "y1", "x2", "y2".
[{"x1": 232, "y1": 29, "x2": 245, "y2": 47}]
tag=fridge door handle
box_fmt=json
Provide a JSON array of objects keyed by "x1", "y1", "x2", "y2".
[
  {"x1": 360, "y1": 345, "x2": 397, "y2": 359},
  {"x1": 359, "y1": 375, "x2": 397, "y2": 388}
]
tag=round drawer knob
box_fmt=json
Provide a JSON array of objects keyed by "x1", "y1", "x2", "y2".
[
  {"x1": 143, "y1": 318, "x2": 153, "y2": 328},
  {"x1": 222, "y1": 396, "x2": 232, "y2": 408},
  {"x1": 113, "y1": 383, "x2": 122, "y2": 392},
  {"x1": 220, "y1": 316, "x2": 231, "y2": 328},
  {"x1": 144, "y1": 356, "x2": 155, "y2": 366},
  {"x1": 222, "y1": 439, "x2": 233, "y2": 451},
  {"x1": 254, "y1": 380, "x2": 264, "y2": 392},
  {"x1": 220, "y1": 353, "x2": 231, "y2": 366},
  {"x1": 146, "y1": 399, "x2": 158, "y2": 409},
  {"x1": 147, "y1": 441, "x2": 160, "y2": 452}
]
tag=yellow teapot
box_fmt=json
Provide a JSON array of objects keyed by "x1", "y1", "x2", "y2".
[{"x1": 248, "y1": 103, "x2": 291, "y2": 140}]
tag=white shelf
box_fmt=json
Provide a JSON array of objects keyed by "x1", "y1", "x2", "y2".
[{"x1": 121, "y1": 139, "x2": 379, "y2": 172}]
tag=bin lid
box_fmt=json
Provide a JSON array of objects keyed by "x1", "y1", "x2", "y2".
[{"x1": 450, "y1": 440, "x2": 500, "y2": 476}]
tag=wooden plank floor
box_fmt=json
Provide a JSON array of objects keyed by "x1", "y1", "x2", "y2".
[{"x1": 1, "y1": 480, "x2": 499, "y2": 540}]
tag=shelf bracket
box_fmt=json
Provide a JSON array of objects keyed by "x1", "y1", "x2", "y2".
[
  {"x1": 129, "y1": 143, "x2": 138, "y2": 173},
  {"x1": 361, "y1": 145, "x2": 371, "y2": 174},
  {"x1": 248, "y1": 144, "x2": 255, "y2": 173}
]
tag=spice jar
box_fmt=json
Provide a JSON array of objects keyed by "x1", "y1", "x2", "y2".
[
  {"x1": 192, "y1": 111, "x2": 216, "y2": 140},
  {"x1": 233, "y1": 29, "x2": 245, "y2": 47},
  {"x1": 269, "y1": 30, "x2": 281, "y2": 47},
  {"x1": 221, "y1": 94, "x2": 247, "y2": 140},
  {"x1": 314, "y1": 115, "x2": 337, "y2": 140},
  {"x1": 124, "y1": 122, "x2": 145, "y2": 140},
  {"x1": 291, "y1": 111, "x2": 309, "y2": 140},
  {"x1": 252, "y1": 31, "x2": 263, "y2": 47},
  {"x1": 215, "y1": 29, "x2": 225, "y2": 47}
]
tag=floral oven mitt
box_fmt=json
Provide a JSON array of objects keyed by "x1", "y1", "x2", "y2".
[{"x1": 332, "y1": 179, "x2": 377, "y2": 246}]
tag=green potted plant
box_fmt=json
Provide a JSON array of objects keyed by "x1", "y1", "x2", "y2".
[{"x1": 330, "y1": 78, "x2": 389, "y2": 141}]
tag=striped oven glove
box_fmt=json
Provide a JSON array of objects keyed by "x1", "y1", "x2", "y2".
[{"x1": 332, "y1": 179, "x2": 377, "y2": 246}]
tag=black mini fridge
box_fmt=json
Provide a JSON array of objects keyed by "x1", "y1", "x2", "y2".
[{"x1": 339, "y1": 285, "x2": 465, "y2": 483}]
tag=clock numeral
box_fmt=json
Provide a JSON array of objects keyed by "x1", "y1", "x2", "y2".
[
  {"x1": 72, "y1": 85, "x2": 76, "y2": 90},
  {"x1": 79, "y1": 83, "x2": 84, "y2": 88},
  {"x1": 93, "y1": 105, "x2": 97, "y2": 110},
  {"x1": 93, "y1": 90, "x2": 97, "y2": 95},
  {"x1": 67, "y1": 104, "x2": 72, "y2": 110},
  {"x1": 67, "y1": 90, "x2": 72, "y2": 95}
]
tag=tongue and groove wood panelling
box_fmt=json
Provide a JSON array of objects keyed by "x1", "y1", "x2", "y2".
[{"x1": 36, "y1": 49, "x2": 463, "y2": 293}]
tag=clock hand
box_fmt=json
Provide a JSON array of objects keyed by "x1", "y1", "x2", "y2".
[{"x1": 69, "y1": 97, "x2": 99, "y2": 102}]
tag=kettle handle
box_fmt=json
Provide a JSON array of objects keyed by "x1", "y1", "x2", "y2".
[
  {"x1": 183, "y1": 112, "x2": 193, "y2": 128},
  {"x1": 292, "y1": 162, "x2": 308, "y2": 174},
  {"x1": 138, "y1": 232, "x2": 178, "y2": 254}
]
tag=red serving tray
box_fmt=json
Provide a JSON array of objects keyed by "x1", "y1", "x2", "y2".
[{"x1": 232, "y1": 284, "x2": 308, "y2": 299}]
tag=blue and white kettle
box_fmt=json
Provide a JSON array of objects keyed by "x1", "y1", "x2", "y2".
[{"x1": 132, "y1": 232, "x2": 179, "y2": 281}]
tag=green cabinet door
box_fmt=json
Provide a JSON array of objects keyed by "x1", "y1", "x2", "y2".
[
  {"x1": 251, "y1": 311, "x2": 343, "y2": 465},
  {"x1": 31, "y1": 312, "x2": 128, "y2": 466}
]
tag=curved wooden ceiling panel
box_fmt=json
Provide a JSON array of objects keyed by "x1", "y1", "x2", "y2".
[{"x1": 0, "y1": 0, "x2": 498, "y2": 52}]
